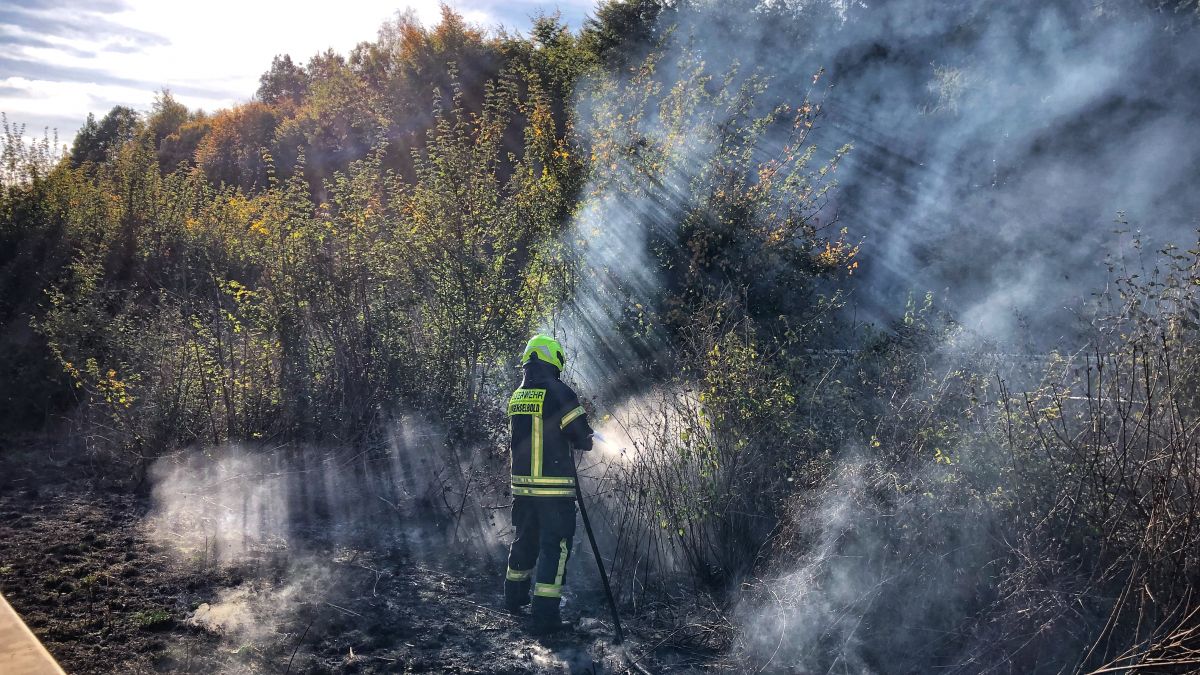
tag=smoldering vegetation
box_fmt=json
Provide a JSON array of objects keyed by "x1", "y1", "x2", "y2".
[
  {"x1": 552, "y1": 1, "x2": 1200, "y2": 672},
  {"x1": 2, "y1": 1, "x2": 1200, "y2": 673},
  {"x1": 143, "y1": 418, "x2": 502, "y2": 565},
  {"x1": 137, "y1": 418, "x2": 523, "y2": 667},
  {"x1": 747, "y1": 0, "x2": 1200, "y2": 342}
]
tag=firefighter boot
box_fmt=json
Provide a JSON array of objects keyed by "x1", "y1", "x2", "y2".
[
  {"x1": 504, "y1": 577, "x2": 531, "y2": 613},
  {"x1": 530, "y1": 595, "x2": 570, "y2": 635}
]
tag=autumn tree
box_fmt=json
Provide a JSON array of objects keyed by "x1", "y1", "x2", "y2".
[
  {"x1": 194, "y1": 102, "x2": 280, "y2": 189},
  {"x1": 156, "y1": 114, "x2": 211, "y2": 174}
]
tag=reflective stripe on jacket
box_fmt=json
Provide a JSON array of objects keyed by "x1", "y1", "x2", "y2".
[{"x1": 509, "y1": 360, "x2": 593, "y2": 497}]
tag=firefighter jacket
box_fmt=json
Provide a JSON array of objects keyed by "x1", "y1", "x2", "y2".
[{"x1": 508, "y1": 360, "x2": 594, "y2": 498}]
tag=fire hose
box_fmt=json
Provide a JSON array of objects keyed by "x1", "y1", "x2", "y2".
[{"x1": 573, "y1": 432, "x2": 625, "y2": 644}]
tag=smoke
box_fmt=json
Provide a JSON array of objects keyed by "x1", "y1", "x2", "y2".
[
  {"x1": 545, "y1": 1, "x2": 1200, "y2": 669},
  {"x1": 751, "y1": 0, "x2": 1200, "y2": 344},
  {"x1": 584, "y1": 386, "x2": 685, "y2": 464},
  {"x1": 186, "y1": 561, "x2": 333, "y2": 646},
  {"x1": 654, "y1": 4, "x2": 1200, "y2": 667},
  {"x1": 143, "y1": 416, "x2": 506, "y2": 565},
  {"x1": 146, "y1": 446, "x2": 291, "y2": 563},
  {"x1": 552, "y1": 0, "x2": 1200, "y2": 412},
  {"x1": 731, "y1": 453, "x2": 1002, "y2": 673},
  {"x1": 562, "y1": 0, "x2": 1200, "y2": 352},
  {"x1": 557, "y1": 192, "x2": 670, "y2": 397},
  {"x1": 555, "y1": 119, "x2": 713, "y2": 400},
  {"x1": 141, "y1": 414, "x2": 514, "y2": 661}
]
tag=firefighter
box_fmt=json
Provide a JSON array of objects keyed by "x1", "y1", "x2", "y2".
[{"x1": 503, "y1": 334, "x2": 594, "y2": 635}]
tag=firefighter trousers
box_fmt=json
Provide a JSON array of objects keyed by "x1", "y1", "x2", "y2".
[{"x1": 504, "y1": 496, "x2": 576, "y2": 622}]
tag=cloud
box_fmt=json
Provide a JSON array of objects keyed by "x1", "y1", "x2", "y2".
[
  {"x1": 464, "y1": 0, "x2": 593, "y2": 29},
  {"x1": 0, "y1": 0, "x2": 181, "y2": 134},
  {"x1": 0, "y1": 111, "x2": 79, "y2": 137},
  {"x1": 99, "y1": 40, "x2": 146, "y2": 54},
  {"x1": 18, "y1": 116, "x2": 80, "y2": 136},
  {"x1": 0, "y1": 55, "x2": 237, "y2": 99},
  {"x1": 0, "y1": 28, "x2": 95, "y2": 57},
  {"x1": 4, "y1": 0, "x2": 132, "y2": 11},
  {"x1": 0, "y1": 6, "x2": 169, "y2": 51},
  {"x1": 650, "y1": 0, "x2": 1200, "y2": 345},
  {"x1": 0, "y1": 76, "x2": 231, "y2": 138}
]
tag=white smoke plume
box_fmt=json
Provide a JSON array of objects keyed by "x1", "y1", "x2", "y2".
[
  {"x1": 143, "y1": 415, "x2": 508, "y2": 567},
  {"x1": 740, "y1": 0, "x2": 1200, "y2": 343},
  {"x1": 558, "y1": 0, "x2": 1200, "y2": 363},
  {"x1": 730, "y1": 454, "x2": 999, "y2": 673},
  {"x1": 546, "y1": 1, "x2": 1200, "y2": 670}
]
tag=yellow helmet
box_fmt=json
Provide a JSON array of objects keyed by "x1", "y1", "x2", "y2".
[{"x1": 521, "y1": 334, "x2": 565, "y2": 370}]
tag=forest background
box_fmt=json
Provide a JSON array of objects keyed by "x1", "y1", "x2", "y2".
[{"x1": 3, "y1": 1, "x2": 1200, "y2": 672}]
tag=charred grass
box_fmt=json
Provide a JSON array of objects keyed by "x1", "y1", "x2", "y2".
[{"x1": 0, "y1": 438, "x2": 683, "y2": 674}]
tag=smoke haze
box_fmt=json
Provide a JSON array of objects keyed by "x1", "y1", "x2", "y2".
[
  {"x1": 586, "y1": 0, "x2": 1200, "y2": 347},
  {"x1": 141, "y1": 1, "x2": 1200, "y2": 669},
  {"x1": 551, "y1": 1, "x2": 1200, "y2": 670},
  {"x1": 141, "y1": 417, "x2": 516, "y2": 658},
  {"x1": 764, "y1": 0, "x2": 1200, "y2": 342}
]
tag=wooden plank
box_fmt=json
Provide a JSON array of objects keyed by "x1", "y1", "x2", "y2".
[{"x1": 0, "y1": 591, "x2": 66, "y2": 675}]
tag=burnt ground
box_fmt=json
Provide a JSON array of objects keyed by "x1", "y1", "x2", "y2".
[{"x1": 0, "y1": 439, "x2": 715, "y2": 674}]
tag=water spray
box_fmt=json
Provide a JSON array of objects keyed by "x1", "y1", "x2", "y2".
[{"x1": 574, "y1": 432, "x2": 624, "y2": 644}]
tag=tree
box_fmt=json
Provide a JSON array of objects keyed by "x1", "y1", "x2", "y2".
[
  {"x1": 273, "y1": 53, "x2": 381, "y2": 191},
  {"x1": 580, "y1": 0, "x2": 668, "y2": 70},
  {"x1": 1, "y1": 115, "x2": 61, "y2": 188},
  {"x1": 499, "y1": 14, "x2": 597, "y2": 140},
  {"x1": 194, "y1": 103, "x2": 279, "y2": 189},
  {"x1": 144, "y1": 90, "x2": 189, "y2": 147},
  {"x1": 257, "y1": 54, "x2": 309, "y2": 107},
  {"x1": 157, "y1": 114, "x2": 211, "y2": 174},
  {"x1": 349, "y1": 7, "x2": 504, "y2": 179},
  {"x1": 70, "y1": 106, "x2": 140, "y2": 166}
]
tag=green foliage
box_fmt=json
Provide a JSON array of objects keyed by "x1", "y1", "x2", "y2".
[
  {"x1": 580, "y1": 0, "x2": 668, "y2": 70},
  {"x1": 578, "y1": 44, "x2": 852, "y2": 334},
  {"x1": 5, "y1": 48, "x2": 575, "y2": 460},
  {"x1": 141, "y1": 90, "x2": 209, "y2": 174},
  {"x1": 156, "y1": 113, "x2": 211, "y2": 174},
  {"x1": 348, "y1": 8, "x2": 505, "y2": 181},
  {"x1": 0, "y1": 124, "x2": 73, "y2": 429},
  {"x1": 502, "y1": 14, "x2": 599, "y2": 117},
  {"x1": 402, "y1": 73, "x2": 574, "y2": 434},
  {"x1": 257, "y1": 54, "x2": 309, "y2": 107},
  {"x1": 2, "y1": 9, "x2": 1198, "y2": 672},
  {"x1": 143, "y1": 91, "x2": 189, "y2": 148},
  {"x1": 1, "y1": 114, "x2": 62, "y2": 188},
  {"x1": 130, "y1": 609, "x2": 172, "y2": 629},
  {"x1": 579, "y1": 44, "x2": 855, "y2": 588},
  {"x1": 71, "y1": 106, "x2": 140, "y2": 167}
]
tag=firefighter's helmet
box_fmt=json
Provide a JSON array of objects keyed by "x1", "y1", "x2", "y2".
[{"x1": 521, "y1": 334, "x2": 565, "y2": 371}]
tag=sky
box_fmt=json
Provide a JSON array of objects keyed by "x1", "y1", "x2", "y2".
[{"x1": 0, "y1": 0, "x2": 594, "y2": 142}]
